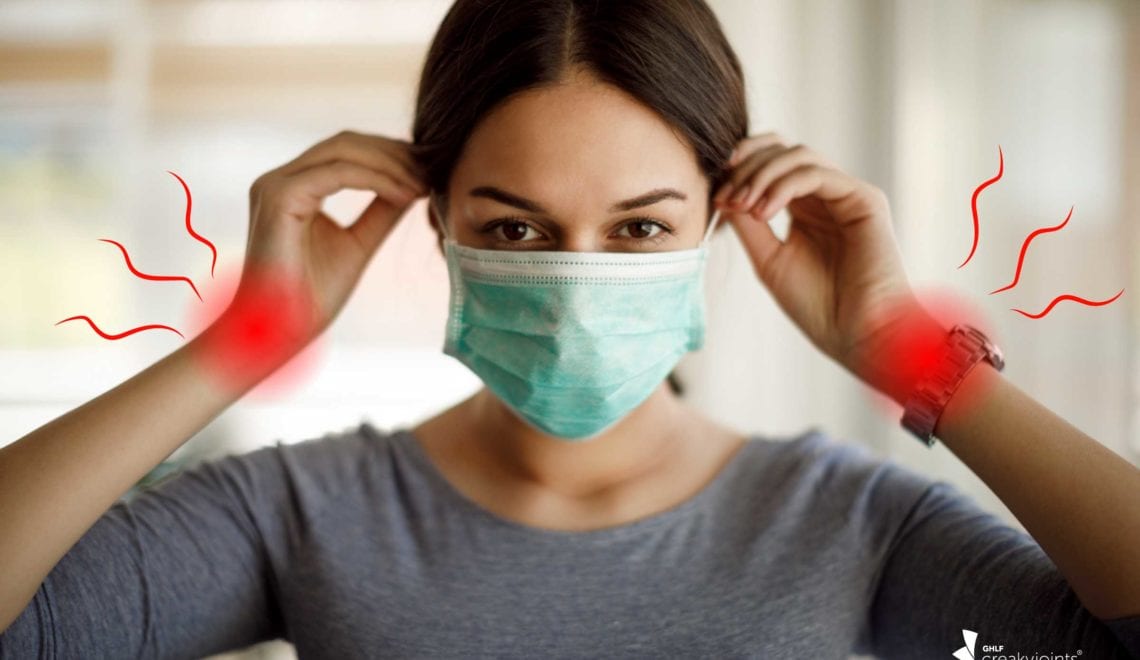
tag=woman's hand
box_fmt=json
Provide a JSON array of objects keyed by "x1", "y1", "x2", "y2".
[
  {"x1": 714, "y1": 132, "x2": 940, "y2": 401},
  {"x1": 202, "y1": 130, "x2": 427, "y2": 389},
  {"x1": 243, "y1": 130, "x2": 426, "y2": 329}
]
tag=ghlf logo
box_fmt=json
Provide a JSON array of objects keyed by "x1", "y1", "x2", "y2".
[
  {"x1": 953, "y1": 629, "x2": 978, "y2": 660},
  {"x1": 952, "y1": 627, "x2": 1083, "y2": 659}
]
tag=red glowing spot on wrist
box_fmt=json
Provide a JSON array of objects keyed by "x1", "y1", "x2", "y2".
[
  {"x1": 184, "y1": 262, "x2": 324, "y2": 400},
  {"x1": 856, "y1": 287, "x2": 997, "y2": 419}
]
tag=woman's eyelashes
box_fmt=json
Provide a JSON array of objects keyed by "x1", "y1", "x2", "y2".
[{"x1": 479, "y1": 216, "x2": 676, "y2": 247}]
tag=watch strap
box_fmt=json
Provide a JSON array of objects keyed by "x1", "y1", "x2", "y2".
[{"x1": 900, "y1": 323, "x2": 1004, "y2": 447}]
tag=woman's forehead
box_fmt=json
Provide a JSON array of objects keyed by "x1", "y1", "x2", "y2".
[{"x1": 452, "y1": 80, "x2": 705, "y2": 195}]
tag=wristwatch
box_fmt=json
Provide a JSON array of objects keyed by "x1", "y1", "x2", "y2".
[{"x1": 901, "y1": 323, "x2": 1005, "y2": 447}]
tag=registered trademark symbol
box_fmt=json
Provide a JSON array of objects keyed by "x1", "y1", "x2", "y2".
[{"x1": 1077, "y1": 651, "x2": 1082, "y2": 655}]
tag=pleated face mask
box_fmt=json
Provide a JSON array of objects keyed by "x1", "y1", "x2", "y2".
[{"x1": 437, "y1": 205, "x2": 722, "y2": 441}]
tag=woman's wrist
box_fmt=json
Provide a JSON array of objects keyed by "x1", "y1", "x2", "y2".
[
  {"x1": 188, "y1": 305, "x2": 315, "y2": 398},
  {"x1": 842, "y1": 310, "x2": 952, "y2": 408}
]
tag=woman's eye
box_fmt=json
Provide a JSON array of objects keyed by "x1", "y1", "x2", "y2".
[
  {"x1": 483, "y1": 217, "x2": 672, "y2": 245},
  {"x1": 617, "y1": 220, "x2": 664, "y2": 240},
  {"x1": 495, "y1": 220, "x2": 541, "y2": 241}
]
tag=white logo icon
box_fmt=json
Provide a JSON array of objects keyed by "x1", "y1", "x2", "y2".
[{"x1": 953, "y1": 629, "x2": 978, "y2": 660}]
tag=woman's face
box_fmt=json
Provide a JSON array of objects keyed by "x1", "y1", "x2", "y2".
[{"x1": 435, "y1": 70, "x2": 712, "y2": 253}]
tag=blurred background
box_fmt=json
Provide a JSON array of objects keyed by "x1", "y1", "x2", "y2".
[{"x1": 1, "y1": 0, "x2": 1137, "y2": 658}]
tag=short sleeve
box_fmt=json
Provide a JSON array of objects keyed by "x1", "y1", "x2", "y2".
[
  {"x1": 857, "y1": 478, "x2": 1140, "y2": 659},
  {"x1": 0, "y1": 443, "x2": 291, "y2": 658}
]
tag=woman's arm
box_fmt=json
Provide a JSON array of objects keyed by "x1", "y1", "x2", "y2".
[
  {"x1": 0, "y1": 320, "x2": 262, "y2": 633},
  {"x1": 0, "y1": 130, "x2": 426, "y2": 634},
  {"x1": 714, "y1": 130, "x2": 1140, "y2": 624},
  {"x1": 875, "y1": 313, "x2": 1140, "y2": 622},
  {"x1": 1, "y1": 431, "x2": 294, "y2": 655}
]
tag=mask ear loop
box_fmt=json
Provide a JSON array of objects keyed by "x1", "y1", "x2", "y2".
[
  {"x1": 431, "y1": 193, "x2": 453, "y2": 243},
  {"x1": 701, "y1": 207, "x2": 723, "y2": 245}
]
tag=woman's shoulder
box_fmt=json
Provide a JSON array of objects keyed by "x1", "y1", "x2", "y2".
[
  {"x1": 264, "y1": 419, "x2": 406, "y2": 486},
  {"x1": 167, "y1": 420, "x2": 405, "y2": 519},
  {"x1": 732, "y1": 426, "x2": 943, "y2": 530},
  {"x1": 745, "y1": 425, "x2": 933, "y2": 486}
]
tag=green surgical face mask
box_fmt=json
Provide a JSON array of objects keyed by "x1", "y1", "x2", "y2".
[{"x1": 437, "y1": 203, "x2": 722, "y2": 441}]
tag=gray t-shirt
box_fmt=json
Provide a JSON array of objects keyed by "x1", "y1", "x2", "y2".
[{"x1": 2, "y1": 422, "x2": 1137, "y2": 659}]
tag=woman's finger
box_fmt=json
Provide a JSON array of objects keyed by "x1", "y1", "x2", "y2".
[
  {"x1": 279, "y1": 131, "x2": 426, "y2": 194},
  {"x1": 727, "y1": 206, "x2": 783, "y2": 283},
  {"x1": 727, "y1": 132, "x2": 785, "y2": 167},
  {"x1": 270, "y1": 160, "x2": 418, "y2": 224},
  {"x1": 752, "y1": 164, "x2": 859, "y2": 223},
  {"x1": 286, "y1": 130, "x2": 421, "y2": 179},
  {"x1": 715, "y1": 143, "x2": 784, "y2": 205},
  {"x1": 734, "y1": 145, "x2": 820, "y2": 213},
  {"x1": 346, "y1": 193, "x2": 406, "y2": 256},
  {"x1": 717, "y1": 134, "x2": 787, "y2": 203}
]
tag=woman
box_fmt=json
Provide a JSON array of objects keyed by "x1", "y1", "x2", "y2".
[{"x1": 1, "y1": 0, "x2": 1138, "y2": 657}]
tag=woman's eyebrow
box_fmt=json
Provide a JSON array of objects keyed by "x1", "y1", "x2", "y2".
[{"x1": 468, "y1": 186, "x2": 687, "y2": 214}]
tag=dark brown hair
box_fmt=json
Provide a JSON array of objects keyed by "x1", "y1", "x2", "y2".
[{"x1": 410, "y1": 0, "x2": 749, "y2": 395}]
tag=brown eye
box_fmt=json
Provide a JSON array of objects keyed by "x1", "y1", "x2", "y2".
[
  {"x1": 500, "y1": 220, "x2": 534, "y2": 241},
  {"x1": 619, "y1": 220, "x2": 663, "y2": 240},
  {"x1": 629, "y1": 221, "x2": 653, "y2": 238},
  {"x1": 483, "y1": 218, "x2": 545, "y2": 244}
]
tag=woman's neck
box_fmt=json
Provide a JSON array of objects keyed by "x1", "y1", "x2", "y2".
[{"x1": 457, "y1": 383, "x2": 696, "y2": 499}]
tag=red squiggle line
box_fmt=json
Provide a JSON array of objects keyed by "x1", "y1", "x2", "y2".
[
  {"x1": 98, "y1": 238, "x2": 203, "y2": 302},
  {"x1": 166, "y1": 170, "x2": 217, "y2": 278},
  {"x1": 55, "y1": 315, "x2": 185, "y2": 340},
  {"x1": 989, "y1": 205, "x2": 1072, "y2": 295},
  {"x1": 960, "y1": 144, "x2": 1004, "y2": 269},
  {"x1": 1011, "y1": 288, "x2": 1124, "y2": 319}
]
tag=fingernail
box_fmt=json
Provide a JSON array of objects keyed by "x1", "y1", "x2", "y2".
[{"x1": 730, "y1": 184, "x2": 750, "y2": 204}]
